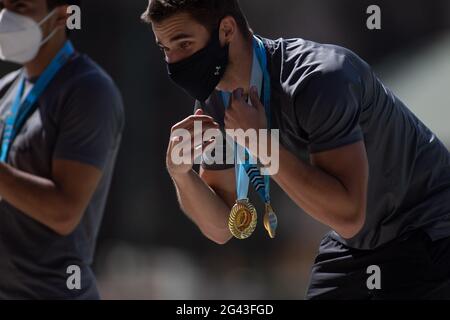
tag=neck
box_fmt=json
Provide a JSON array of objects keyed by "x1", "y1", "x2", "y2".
[
  {"x1": 24, "y1": 31, "x2": 67, "y2": 78},
  {"x1": 217, "y1": 35, "x2": 253, "y2": 94}
]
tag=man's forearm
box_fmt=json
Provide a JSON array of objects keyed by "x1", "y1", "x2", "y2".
[
  {"x1": 0, "y1": 163, "x2": 78, "y2": 235},
  {"x1": 272, "y1": 145, "x2": 365, "y2": 238},
  {"x1": 171, "y1": 169, "x2": 233, "y2": 244}
]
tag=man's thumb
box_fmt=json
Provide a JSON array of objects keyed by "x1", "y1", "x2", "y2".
[{"x1": 250, "y1": 86, "x2": 263, "y2": 109}]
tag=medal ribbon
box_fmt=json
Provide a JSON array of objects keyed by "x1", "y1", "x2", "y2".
[
  {"x1": 0, "y1": 41, "x2": 75, "y2": 163},
  {"x1": 221, "y1": 36, "x2": 272, "y2": 205}
]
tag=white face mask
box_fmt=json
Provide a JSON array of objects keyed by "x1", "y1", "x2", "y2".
[{"x1": 0, "y1": 8, "x2": 59, "y2": 64}]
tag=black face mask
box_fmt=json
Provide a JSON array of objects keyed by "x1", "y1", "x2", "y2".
[{"x1": 167, "y1": 28, "x2": 229, "y2": 102}]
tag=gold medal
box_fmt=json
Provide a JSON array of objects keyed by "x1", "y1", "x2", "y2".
[
  {"x1": 264, "y1": 203, "x2": 278, "y2": 239},
  {"x1": 228, "y1": 199, "x2": 257, "y2": 240}
]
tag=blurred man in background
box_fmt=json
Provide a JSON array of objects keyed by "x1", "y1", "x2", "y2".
[
  {"x1": 142, "y1": 0, "x2": 450, "y2": 299},
  {"x1": 0, "y1": 0, "x2": 124, "y2": 299}
]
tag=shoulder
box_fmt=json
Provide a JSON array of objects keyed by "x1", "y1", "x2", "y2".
[
  {"x1": 264, "y1": 39, "x2": 367, "y2": 129},
  {"x1": 57, "y1": 54, "x2": 124, "y2": 119},
  {"x1": 265, "y1": 37, "x2": 364, "y2": 96},
  {"x1": 52, "y1": 54, "x2": 125, "y2": 135},
  {"x1": 62, "y1": 54, "x2": 122, "y2": 102},
  {"x1": 0, "y1": 69, "x2": 21, "y2": 94}
]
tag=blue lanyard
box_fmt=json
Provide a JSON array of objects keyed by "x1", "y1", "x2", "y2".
[
  {"x1": 254, "y1": 36, "x2": 271, "y2": 203},
  {"x1": 221, "y1": 36, "x2": 272, "y2": 204},
  {"x1": 0, "y1": 41, "x2": 75, "y2": 163}
]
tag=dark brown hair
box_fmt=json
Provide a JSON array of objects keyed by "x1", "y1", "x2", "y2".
[
  {"x1": 141, "y1": 0, "x2": 252, "y2": 38},
  {"x1": 47, "y1": 0, "x2": 81, "y2": 10},
  {"x1": 46, "y1": 0, "x2": 81, "y2": 36}
]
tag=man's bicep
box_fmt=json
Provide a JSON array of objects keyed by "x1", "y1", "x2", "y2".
[
  {"x1": 200, "y1": 167, "x2": 236, "y2": 209},
  {"x1": 52, "y1": 159, "x2": 103, "y2": 213},
  {"x1": 311, "y1": 141, "x2": 369, "y2": 202}
]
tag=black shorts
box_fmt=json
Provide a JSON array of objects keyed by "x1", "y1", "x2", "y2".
[{"x1": 306, "y1": 230, "x2": 450, "y2": 300}]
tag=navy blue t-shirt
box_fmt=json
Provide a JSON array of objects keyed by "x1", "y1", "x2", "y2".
[
  {"x1": 198, "y1": 37, "x2": 450, "y2": 250},
  {"x1": 0, "y1": 53, "x2": 124, "y2": 299}
]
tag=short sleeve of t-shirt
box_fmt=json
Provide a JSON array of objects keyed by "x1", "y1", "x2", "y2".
[
  {"x1": 53, "y1": 73, "x2": 124, "y2": 170},
  {"x1": 295, "y1": 68, "x2": 364, "y2": 154}
]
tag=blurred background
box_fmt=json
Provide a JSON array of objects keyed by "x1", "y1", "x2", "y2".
[{"x1": 1, "y1": 0, "x2": 449, "y2": 299}]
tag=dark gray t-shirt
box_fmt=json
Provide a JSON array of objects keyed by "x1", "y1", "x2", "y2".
[
  {"x1": 198, "y1": 37, "x2": 450, "y2": 250},
  {"x1": 0, "y1": 53, "x2": 124, "y2": 299}
]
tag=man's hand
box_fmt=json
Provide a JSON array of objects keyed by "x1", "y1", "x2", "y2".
[
  {"x1": 225, "y1": 86, "x2": 271, "y2": 162},
  {"x1": 166, "y1": 112, "x2": 234, "y2": 245},
  {"x1": 167, "y1": 109, "x2": 219, "y2": 176},
  {"x1": 224, "y1": 86, "x2": 267, "y2": 133}
]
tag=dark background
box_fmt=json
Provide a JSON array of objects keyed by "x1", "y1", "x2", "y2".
[{"x1": 1, "y1": 0, "x2": 449, "y2": 299}]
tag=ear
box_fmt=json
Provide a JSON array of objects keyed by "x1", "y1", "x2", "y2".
[
  {"x1": 219, "y1": 16, "x2": 237, "y2": 46},
  {"x1": 54, "y1": 5, "x2": 70, "y2": 28}
]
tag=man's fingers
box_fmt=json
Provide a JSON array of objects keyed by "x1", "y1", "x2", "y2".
[
  {"x1": 171, "y1": 124, "x2": 220, "y2": 151},
  {"x1": 190, "y1": 127, "x2": 220, "y2": 149},
  {"x1": 195, "y1": 108, "x2": 204, "y2": 116},
  {"x1": 202, "y1": 139, "x2": 216, "y2": 154},
  {"x1": 249, "y1": 86, "x2": 262, "y2": 110},
  {"x1": 224, "y1": 110, "x2": 233, "y2": 129},
  {"x1": 230, "y1": 88, "x2": 245, "y2": 108},
  {"x1": 173, "y1": 116, "x2": 215, "y2": 130},
  {"x1": 172, "y1": 115, "x2": 218, "y2": 131},
  {"x1": 190, "y1": 122, "x2": 220, "y2": 134},
  {"x1": 171, "y1": 123, "x2": 220, "y2": 143},
  {"x1": 169, "y1": 135, "x2": 183, "y2": 145},
  {"x1": 192, "y1": 139, "x2": 217, "y2": 163}
]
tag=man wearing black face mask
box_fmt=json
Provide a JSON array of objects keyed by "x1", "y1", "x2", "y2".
[
  {"x1": 0, "y1": 0, "x2": 124, "y2": 299},
  {"x1": 142, "y1": 0, "x2": 450, "y2": 299}
]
